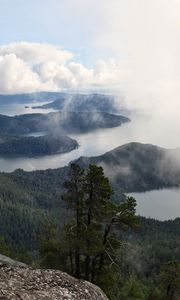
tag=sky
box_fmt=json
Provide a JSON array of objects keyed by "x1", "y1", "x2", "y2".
[
  {"x1": 0, "y1": 0, "x2": 122, "y2": 93},
  {"x1": 0, "y1": 0, "x2": 180, "y2": 117},
  {"x1": 0, "y1": 0, "x2": 106, "y2": 63}
]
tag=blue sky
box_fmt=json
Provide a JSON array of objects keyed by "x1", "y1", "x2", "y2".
[
  {"x1": 0, "y1": 0, "x2": 105, "y2": 65},
  {"x1": 1, "y1": 0, "x2": 180, "y2": 150},
  {"x1": 0, "y1": 0, "x2": 180, "y2": 108},
  {"x1": 0, "y1": 0, "x2": 122, "y2": 94}
]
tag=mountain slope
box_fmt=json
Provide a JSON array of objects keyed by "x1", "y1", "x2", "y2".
[
  {"x1": 32, "y1": 93, "x2": 121, "y2": 113},
  {"x1": 0, "y1": 142, "x2": 180, "y2": 253},
  {"x1": 76, "y1": 142, "x2": 180, "y2": 192},
  {"x1": 0, "y1": 111, "x2": 130, "y2": 135}
]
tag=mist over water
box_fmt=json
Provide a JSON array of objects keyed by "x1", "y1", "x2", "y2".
[
  {"x1": 0, "y1": 101, "x2": 55, "y2": 116},
  {"x1": 1, "y1": 102, "x2": 180, "y2": 172},
  {"x1": 0, "y1": 101, "x2": 180, "y2": 220}
]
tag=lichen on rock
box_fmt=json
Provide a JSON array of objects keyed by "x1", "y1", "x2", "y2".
[{"x1": 0, "y1": 255, "x2": 108, "y2": 300}]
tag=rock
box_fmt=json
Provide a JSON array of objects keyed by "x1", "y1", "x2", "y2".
[
  {"x1": 0, "y1": 255, "x2": 108, "y2": 300},
  {"x1": 0, "y1": 254, "x2": 27, "y2": 268}
]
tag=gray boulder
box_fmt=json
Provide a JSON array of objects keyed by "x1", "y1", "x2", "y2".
[{"x1": 0, "y1": 255, "x2": 108, "y2": 300}]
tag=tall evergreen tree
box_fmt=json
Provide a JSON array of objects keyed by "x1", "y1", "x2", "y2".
[
  {"x1": 61, "y1": 163, "x2": 139, "y2": 287},
  {"x1": 84, "y1": 164, "x2": 113, "y2": 280},
  {"x1": 61, "y1": 163, "x2": 85, "y2": 278}
]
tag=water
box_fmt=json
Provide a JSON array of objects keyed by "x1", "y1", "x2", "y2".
[
  {"x1": 0, "y1": 125, "x2": 133, "y2": 172},
  {"x1": 0, "y1": 103, "x2": 179, "y2": 169},
  {"x1": 0, "y1": 102, "x2": 180, "y2": 220},
  {"x1": 0, "y1": 101, "x2": 55, "y2": 116},
  {"x1": 129, "y1": 188, "x2": 180, "y2": 221}
]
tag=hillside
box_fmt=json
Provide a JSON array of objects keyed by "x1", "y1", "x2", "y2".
[
  {"x1": 0, "y1": 142, "x2": 180, "y2": 251},
  {"x1": 0, "y1": 167, "x2": 69, "y2": 250},
  {"x1": 0, "y1": 92, "x2": 126, "y2": 115},
  {"x1": 0, "y1": 135, "x2": 78, "y2": 157},
  {"x1": 0, "y1": 143, "x2": 179, "y2": 296},
  {"x1": 0, "y1": 111, "x2": 130, "y2": 135},
  {"x1": 32, "y1": 93, "x2": 121, "y2": 113},
  {"x1": 0, "y1": 92, "x2": 65, "y2": 104},
  {"x1": 76, "y1": 142, "x2": 180, "y2": 192}
]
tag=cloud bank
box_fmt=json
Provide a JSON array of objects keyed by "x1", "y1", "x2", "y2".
[
  {"x1": 0, "y1": 42, "x2": 119, "y2": 94},
  {"x1": 95, "y1": 0, "x2": 180, "y2": 112}
]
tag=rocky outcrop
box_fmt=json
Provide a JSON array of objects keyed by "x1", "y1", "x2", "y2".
[{"x1": 0, "y1": 255, "x2": 108, "y2": 300}]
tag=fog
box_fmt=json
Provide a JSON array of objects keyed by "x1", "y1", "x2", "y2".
[
  {"x1": 0, "y1": 1, "x2": 180, "y2": 220},
  {"x1": 0, "y1": 101, "x2": 55, "y2": 116},
  {"x1": 87, "y1": 0, "x2": 180, "y2": 149}
]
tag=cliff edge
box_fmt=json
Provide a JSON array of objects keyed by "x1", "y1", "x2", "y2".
[{"x1": 0, "y1": 255, "x2": 108, "y2": 300}]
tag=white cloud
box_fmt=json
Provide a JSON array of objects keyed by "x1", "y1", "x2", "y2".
[
  {"x1": 92, "y1": 0, "x2": 180, "y2": 111},
  {"x1": 89, "y1": 0, "x2": 180, "y2": 148},
  {"x1": 0, "y1": 42, "x2": 119, "y2": 94}
]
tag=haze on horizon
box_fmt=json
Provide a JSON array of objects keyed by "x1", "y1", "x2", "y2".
[{"x1": 0, "y1": 0, "x2": 180, "y2": 148}]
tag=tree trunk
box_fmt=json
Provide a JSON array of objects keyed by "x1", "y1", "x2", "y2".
[
  {"x1": 91, "y1": 257, "x2": 96, "y2": 283},
  {"x1": 85, "y1": 209, "x2": 91, "y2": 280},
  {"x1": 75, "y1": 250, "x2": 81, "y2": 278},
  {"x1": 75, "y1": 197, "x2": 81, "y2": 279},
  {"x1": 69, "y1": 249, "x2": 74, "y2": 275},
  {"x1": 99, "y1": 222, "x2": 112, "y2": 270}
]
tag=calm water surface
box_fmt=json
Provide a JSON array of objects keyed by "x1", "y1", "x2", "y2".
[
  {"x1": 0, "y1": 101, "x2": 55, "y2": 116},
  {"x1": 1, "y1": 102, "x2": 180, "y2": 173},
  {"x1": 0, "y1": 102, "x2": 180, "y2": 220},
  {"x1": 129, "y1": 188, "x2": 180, "y2": 220}
]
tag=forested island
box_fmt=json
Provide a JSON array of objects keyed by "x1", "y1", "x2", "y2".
[
  {"x1": 0, "y1": 135, "x2": 78, "y2": 157},
  {"x1": 0, "y1": 111, "x2": 130, "y2": 135},
  {"x1": 32, "y1": 93, "x2": 120, "y2": 113}
]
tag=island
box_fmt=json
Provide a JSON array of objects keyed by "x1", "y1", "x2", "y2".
[
  {"x1": 0, "y1": 111, "x2": 130, "y2": 135},
  {"x1": 0, "y1": 134, "x2": 78, "y2": 157}
]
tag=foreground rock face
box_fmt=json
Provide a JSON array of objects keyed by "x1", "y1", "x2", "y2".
[{"x1": 0, "y1": 256, "x2": 108, "y2": 300}]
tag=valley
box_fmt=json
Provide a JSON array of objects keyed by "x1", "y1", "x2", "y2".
[
  {"x1": 0, "y1": 98, "x2": 180, "y2": 221},
  {"x1": 0, "y1": 94, "x2": 179, "y2": 300}
]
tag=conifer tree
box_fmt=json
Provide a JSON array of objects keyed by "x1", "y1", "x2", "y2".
[
  {"x1": 61, "y1": 163, "x2": 139, "y2": 286},
  {"x1": 61, "y1": 163, "x2": 85, "y2": 278}
]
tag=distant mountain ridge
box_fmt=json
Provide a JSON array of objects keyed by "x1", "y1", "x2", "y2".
[
  {"x1": 0, "y1": 142, "x2": 180, "y2": 251},
  {"x1": 75, "y1": 142, "x2": 180, "y2": 192},
  {"x1": 0, "y1": 111, "x2": 130, "y2": 135},
  {"x1": 0, "y1": 92, "x2": 128, "y2": 115},
  {"x1": 32, "y1": 93, "x2": 123, "y2": 113},
  {"x1": 0, "y1": 92, "x2": 66, "y2": 104}
]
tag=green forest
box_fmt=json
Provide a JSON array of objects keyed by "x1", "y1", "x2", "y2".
[
  {"x1": 0, "y1": 134, "x2": 78, "y2": 156},
  {"x1": 0, "y1": 163, "x2": 179, "y2": 299}
]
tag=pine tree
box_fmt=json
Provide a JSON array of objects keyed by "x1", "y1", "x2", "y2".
[
  {"x1": 84, "y1": 164, "x2": 113, "y2": 280},
  {"x1": 61, "y1": 163, "x2": 85, "y2": 278},
  {"x1": 61, "y1": 163, "x2": 139, "y2": 287},
  {"x1": 39, "y1": 219, "x2": 62, "y2": 269}
]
